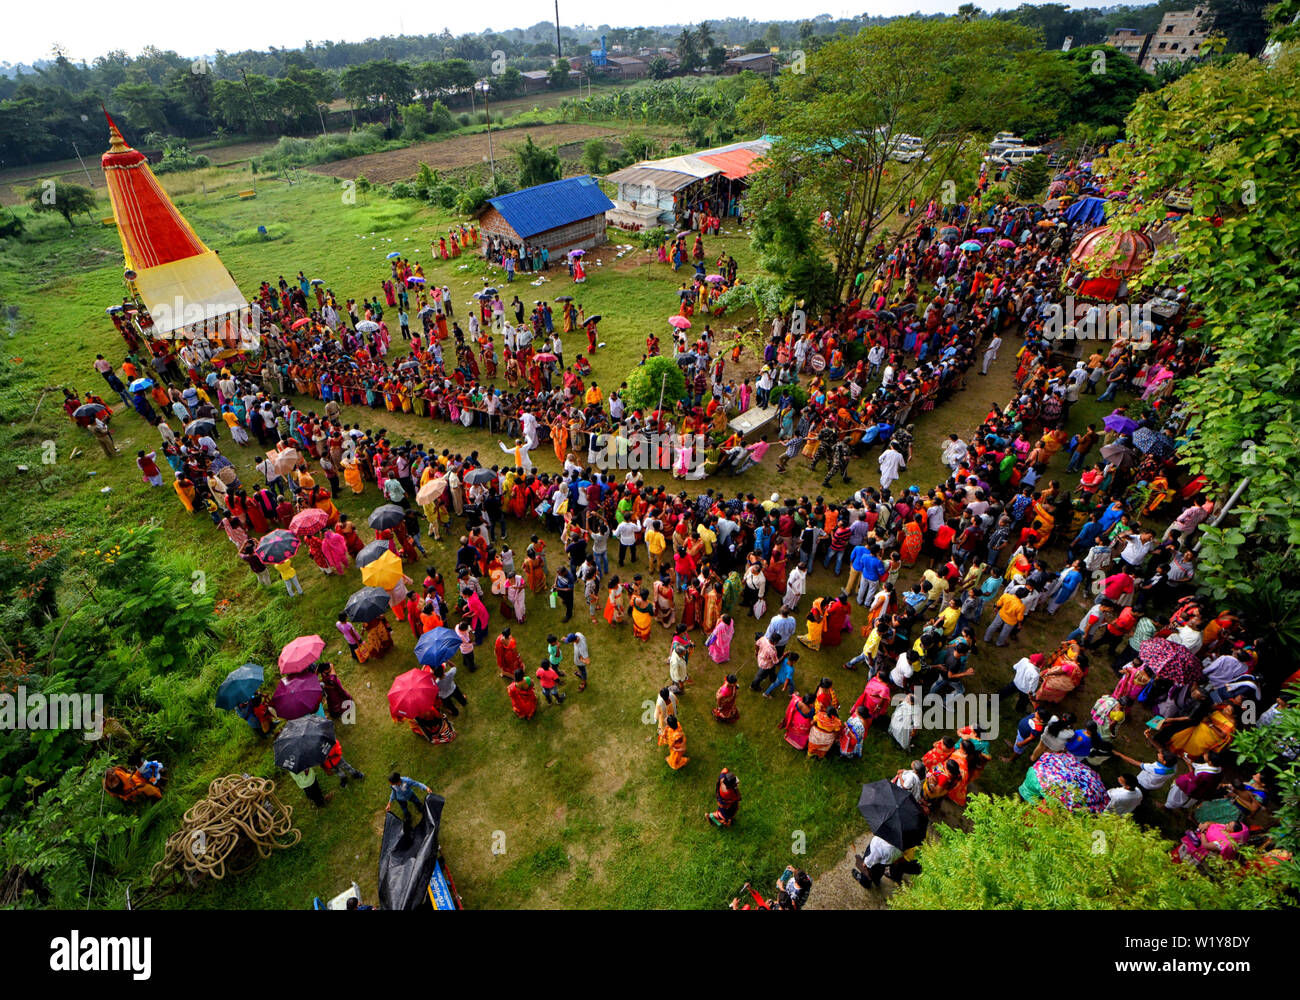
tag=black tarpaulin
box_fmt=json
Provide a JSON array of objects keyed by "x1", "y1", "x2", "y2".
[{"x1": 378, "y1": 793, "x2": 445, "y2": 911}]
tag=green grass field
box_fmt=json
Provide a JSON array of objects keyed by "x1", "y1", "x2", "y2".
[{"x1": 0, "y1": 171, "x2": 1161, "y2": 910}]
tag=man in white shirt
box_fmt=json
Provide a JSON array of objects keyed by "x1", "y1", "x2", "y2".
[
  {"x1": 941, "y1": 434, "x2": 968, "y2": 472},
  {"x1": 782, "y1": 562, "x2": 807, "y2": 612},
  {"x1": 853, "y1": 835, "x2": 902, "y2": 888},
  {"x1": 613, "y1": 518, "x2": 641, "y2": 567},
  {"x1": 878, "y1": 444, "x2": 906, "y2": 492},
  {"x1": 1104, "y1": 774, "x2": 1142, "y2": 815},
  {"x1": 981, "y1": 333, "x2": 1002, "y2": 375}
]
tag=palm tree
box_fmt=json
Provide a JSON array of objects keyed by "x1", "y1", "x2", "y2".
[
  {"x1": 695, "y1": 21, "x2": 715, "y2": 51},
  {"x1": 676, "y1": 29, "x2": 699, "y2": 71}
]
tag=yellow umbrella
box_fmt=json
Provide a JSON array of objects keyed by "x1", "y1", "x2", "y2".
[{"x1": 360, "y1": 550, "x2": 404, "y2": 590}]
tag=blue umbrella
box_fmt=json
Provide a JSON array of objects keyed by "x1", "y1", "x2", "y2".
[
  {"x1": 386, "y1": 251, "x2": 402, "y2": 259},
  {"x1": 129, "y1": 377, "x2": 154, "y2": 392},
  {"x1": 414, "y1": 627, "x2": 461, "y2": 668},
  {"x1": 216, "y1": 663, "x2": 264, "y2": 710}
]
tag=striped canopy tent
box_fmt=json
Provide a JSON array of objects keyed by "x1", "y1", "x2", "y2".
[{"x1": 101, "y1": 112, "x2": 251, "y2": 345}]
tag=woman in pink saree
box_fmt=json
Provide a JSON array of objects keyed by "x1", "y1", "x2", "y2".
[
  {"x1": 780, "y1": 691, "x2": 814, "y2": 751},
  {"x1": 321, "y1": 528, "x2": 350, "y2": 575},
  {"x1": 706, "y1": 614, "x2": 734, "y2": 664}
]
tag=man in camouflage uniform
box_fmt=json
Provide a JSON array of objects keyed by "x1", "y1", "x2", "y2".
[
  {"x1": 808, "y1": 421, "x2": 838, "y2": 471},
  {"x1": 822, "y1": 439, "x2": 853, "y2": 488}
]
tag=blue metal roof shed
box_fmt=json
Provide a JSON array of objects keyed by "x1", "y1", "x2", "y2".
[{"x1": 483, "y1": 175, "x2": 614, "y2": 240}]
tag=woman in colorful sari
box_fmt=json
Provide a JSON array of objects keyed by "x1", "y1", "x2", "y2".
[
  {"x1": 654, "y1": 577, "x2": 676, "y2": 628},
  {"x1": 899, "y1": 515, "x2": 924, "y2": 568},
  {"x1": 763, "y1": 540, "x2": 788, "y2": 594},
  {"x1": 720, "y1": 570, "x2": 742, "y2": 616},
  {"x1": 851, "y1": 673, "x2": 894, "y2": 732},
  {"x1": 807, "y1": 705, "x2": 843, "y2": 758},
  {"x1": 1162, "y1": 703, "x2": 1237, "y2": 757},
  {"x1": 1035, "y1": 641, "x2": 1088, "y2": 704},
  {"x1": 706, "y1": 614, "x2": 734, "y2": 664},
  {"x1": 321, "y1": 528, "x2": 350, "y2": 576},
  {"x1": 495, "y1": 628, "x2": 524, "y2": 679},
  {"x1": 944, "y1": 740, "x2": 984, "y2": 806},
  {"x1": 507, "y1": 669, "x2": 538, "y2": 719},
  {"x1": 1173, "y1": 819, "x2": 1248, "y2": 864},
  {"x1": 712, "y1": 674, "x2": 740, "y2": 723},
  {"x1": 631, "y1": 589, "x2": 654, "y2": 642},
  {"x1": 840, "y1": 705, "x2": 871, "y2": 758},
  {"x1": 701, "y1": 582, "x2": 722, "y2": 633},
  {"x1": 522, "y1": 551, "x2": 547, "y2": 593},
  {"x1": 664, "y1": 715, "x2": 689, "y2": 770},
  {"x1": 780, "y1": 691, "x2": 814, "y2": 751},
  {"x1": 797, "y1": 597, "x2": 826, "y2": 651},
  {"x1": 681, "y1": 583, "x2": 703, "y2": 631},
  {"x1": 924, "y1": 758, "x2": 961, "y2": 808},
  {"x1": 707, "y1": 768, "x2": 741, "y2": 827},
  {"x1": 500, "y1": 573, "x2": 525, "y2": 623},
  {"x1": 487, "y1": 554, "x2": 508, "y2": 596},
  {"x1": 822, "y1": 594, "x2": 850, "y2": 649}
]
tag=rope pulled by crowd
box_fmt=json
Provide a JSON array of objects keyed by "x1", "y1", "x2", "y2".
[{"x1": 151, "y1": 774, "x2": 301, "y2": 887}]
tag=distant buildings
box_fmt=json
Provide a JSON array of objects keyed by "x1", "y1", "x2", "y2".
[{"x1": 1104, "y1": 7, "x2": 1211, "y2": 74}]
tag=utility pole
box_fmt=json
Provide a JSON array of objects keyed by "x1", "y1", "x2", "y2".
[
  {"x1": 482, "y1": 82, "x2": 496, "y2": 185},
  {"x1": 70, "y1": 141, "x2": 96, "y2": 189},
  {"x1": 555, "y1": 0, "x2": 563, "y2": 60}
]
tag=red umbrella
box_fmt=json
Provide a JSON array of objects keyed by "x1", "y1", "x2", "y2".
[
  {"x1": 279, "y1": 634, "x2": 326, "y2": 675},
  {"x1": 291, "y1": 317, "x2": 312, "y2": 330},
  {"x1": 289, "y1": 508, "x2": 329, "y2": 538},
  {"x1": 388, "y1": 668, "x2": 440, "y2": 721},
  {"x1": 1139, "y1": 638, "x2": 1202, "y2": 686},
  {"x1": 851, "y1": 309, "x2": 875, "y2": 320}
]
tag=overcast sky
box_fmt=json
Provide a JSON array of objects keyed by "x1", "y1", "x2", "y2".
[{"x1": 7, "y1": 1, "x2": 1115, "y2": 65}]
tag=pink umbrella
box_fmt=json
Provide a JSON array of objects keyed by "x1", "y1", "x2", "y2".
[
  {"x1": 289, "y1": 508, "x2": 328, "y2": 538},
  {"x1": 668, "y1": 316, "x2": 691, "y2": 329},
  {"x1": 996, "y1": 238, "x2": 1016, "y2": 249},
  {"x1": 279, "y1": 634, "x2": 326, "y2": 675},
  {"x1": 705, "y1": 274, "x2": 724, "y2": 283}
]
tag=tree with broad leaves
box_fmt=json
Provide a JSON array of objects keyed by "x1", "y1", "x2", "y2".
[
  {"x1": 25, "y1": 180, "x2": 97, "y2": 228},
  {"x1": 1101, "y1": 47, "x2": 1300, "y2": 597},
  {"x1": 740, "y1": 17, "x2": 1044, "y2": 301}
]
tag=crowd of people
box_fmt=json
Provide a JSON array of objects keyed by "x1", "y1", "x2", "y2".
[{"x1": 72, "y1": 157, "x2": 1297, "y2": 905}]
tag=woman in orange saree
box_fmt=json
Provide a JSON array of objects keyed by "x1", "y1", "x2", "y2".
[
  {"x1": 665, "y1": 716, "x2": 689, "y2": 770},
  {"x1": 523, "y1": 553, "x2": 547, "y2": 593},
  {"x1": 900, "y1": 516, "x2": 924, "y2": 568},
  {"x1": 764, "y1": 540, "x2": 788, "y2": 594},
  {"x1": 807, "y1": 707, "x2": 844, "y2": 758}
]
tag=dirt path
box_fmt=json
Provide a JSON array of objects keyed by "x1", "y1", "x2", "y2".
[{"x1": 305, "y1": 124, "x2": 624, "y2": 183}]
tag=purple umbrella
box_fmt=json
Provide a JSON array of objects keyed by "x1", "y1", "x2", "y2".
[
  {"x1": 1103, "y1": 412, "x2": 1139, "y2": 435},
  {"x1": 1139, "y1": 638, "x2": 1203, "y2": 686},
  {"x1": 270, "y1": 673, "x2": 323, "y2": 720}
]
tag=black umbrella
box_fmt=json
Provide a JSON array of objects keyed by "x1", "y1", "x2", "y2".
[
  {"x1": 876, "y1": 310, "x2": 897, "y2": 323},
  {"x1": 274, "y1": 715, "x2": 336, "y2": 772},
  {"x1": 483, "y1": 287, "x2": 498, "y2": 295},
  {"x1": 368, "y1": 504, "x2": 406, "y2": 530},
  {"x1": 584, "y1": 314, "x2": 602, "y2": 325},
  {"x1": 464, "y1": 467, "x2": 495, "y2": 486},
  {"x1": 898, "y1": 303, "x2": 916, "y2": 314},
  {"x1": 356, "y1": 540, "x2": 390, "y2": 568},
  {"x1": 857, "y1": 781, "x2": 928, "y2": 850},
  {"x1": 73, "y1": 402, "x2": 108, "y2": 419},
  {"x1": 1132, "y1": 426, "x2": 1177, "y2": 458},
  {"x1": 185, "y1": 419, "x2": 216, "y2": 437},
  {"x1": 554, "y1": 295, "x2": 574, "y2": 303},
  {"x1": 345, "y1": 586, "x2": 393, "y2": 624},
  {"x1": 254, "y1": 529, "x2": 301, "y2": 565}
]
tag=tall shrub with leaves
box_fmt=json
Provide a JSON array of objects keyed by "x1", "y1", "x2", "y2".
[
  {"x1": 1101, "y1": 49, "x2": 1300, "y2": 595},
  {"x1": 891, "y1": 795, "x2": 1286, "y2": 910}
]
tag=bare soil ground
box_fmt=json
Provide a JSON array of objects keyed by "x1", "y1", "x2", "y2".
[{"x1": 305, "y1": 124, "x2": 623, "y2": 183}]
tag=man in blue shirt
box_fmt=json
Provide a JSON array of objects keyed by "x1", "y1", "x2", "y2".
[
  {"x1": 853, "y1": 546, "x2": 886, "y2": 607},
  {"x1": 386, "y1": 773, "x2": 431, "y2": 826},
  {"x1": 765, "y1": 609, "x2": 797, "y2": 656}
]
